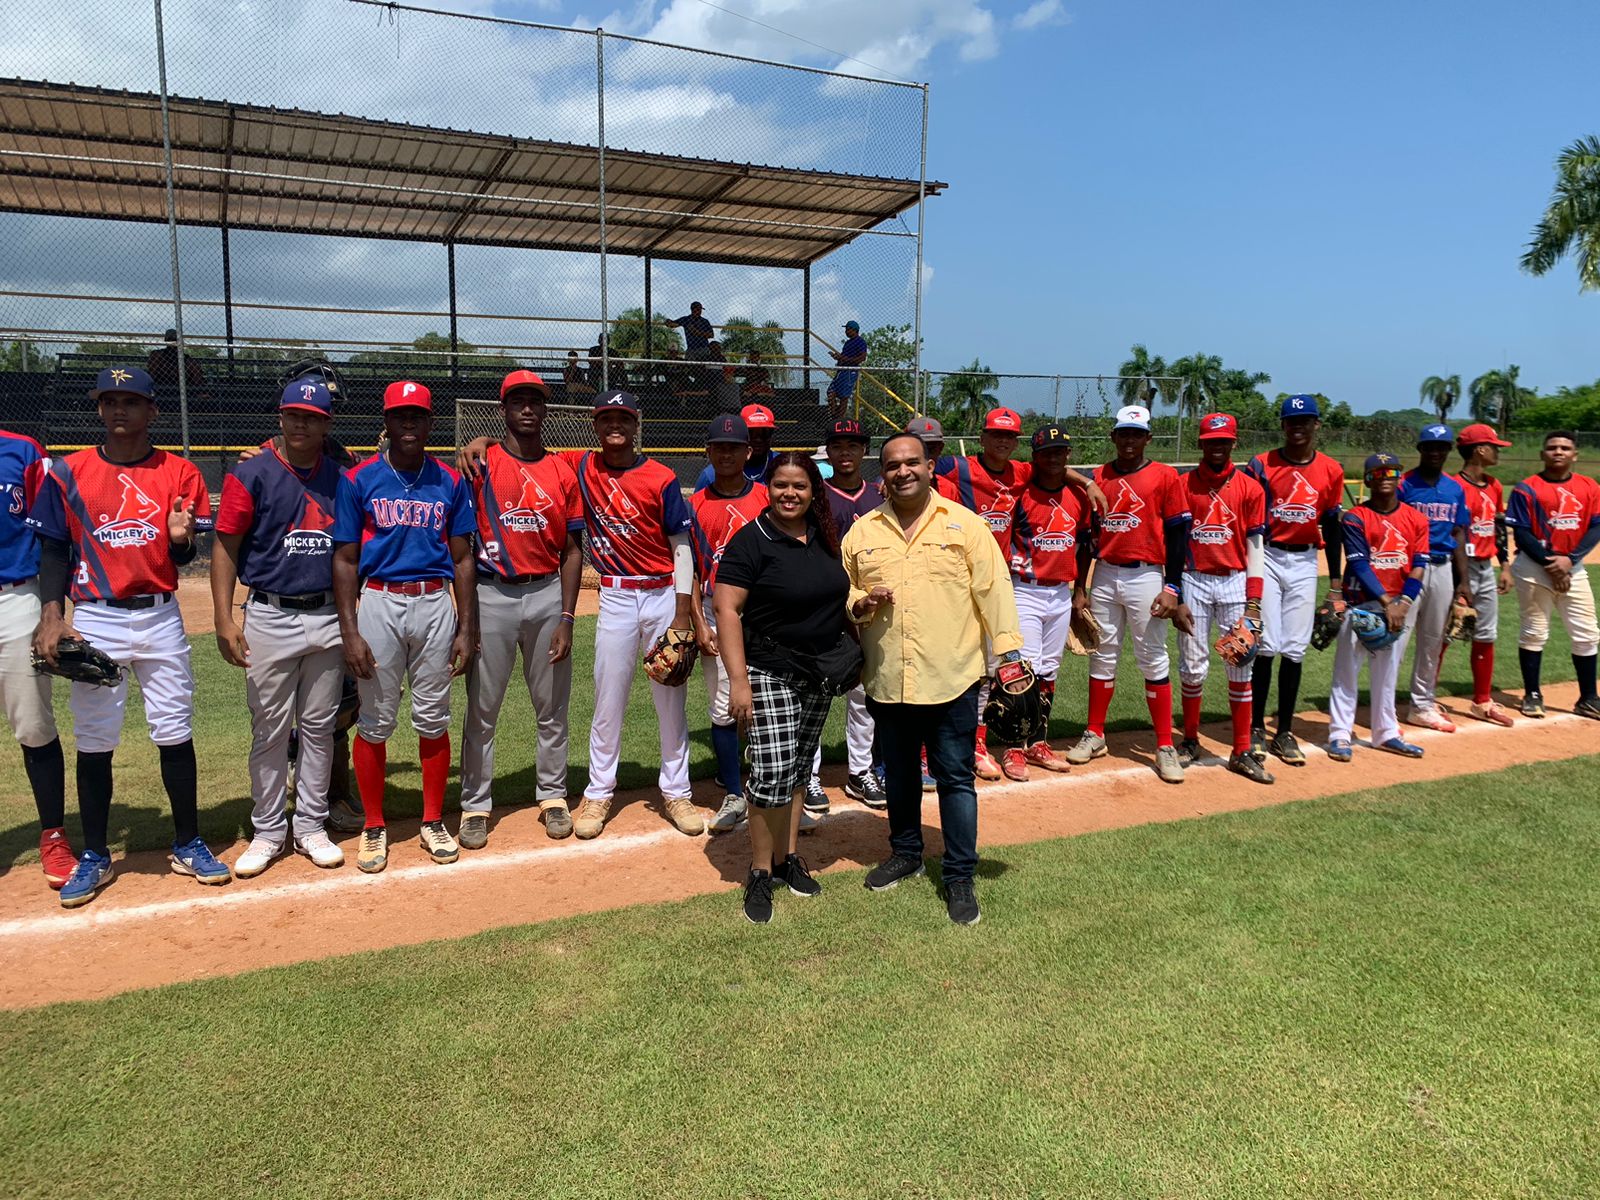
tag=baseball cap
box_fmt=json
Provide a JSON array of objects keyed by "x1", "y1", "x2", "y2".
[
  {"x1": 383, "y1": 380, "x2": 431, "y2": 411},
  {"x1": 1417, "y1": 423, "x2": 1454, "y2": 446},
  {"x1": 844, "y1": 320, "x2": 860, "y2": 332},
  {"x1": 706, "y1": 414, "x2": 749, "y2": 445},
  {"x1": 905, "y1": 415, "x2": 944, "y2": 440},
  {"x1": 826, "y1": 418, "x2": 870, "y2": 444},
  {"x1": 1280, "y1": 394, "x2": 1320, "y2": 419},
  {"x1": 500, "y1": 369, "x2": 550, "y2": 401},
  {"x1": 740, "y1": 403, "x2": 776, "y2": 430},
  {"x1": 593, "y1": 390, "x2": 640, "y2": 415},
  {"x1": 89, "y1": 366, "x2": 155, "y2": 401},
  {"x1": 1030, "y1": 423, "x2": 1071, "y2": 451},
  {"x1": 984, "y1": 407, "x2": 1023, "y2": 433},
  {"x1": 280, "y1": 377, "x2": 333, "y2": 417},
  {"x1": 1113, "y1": 404, "x2": 1152, "y2": 432},
  {"x1": 1458, "y1": 422, "x2": 1512, "y2": 448},
  {"x1": 1197, "y1": 412, "x2": 1238, "y2": 441},
  {"x1": 1364, "y1": 452, "x2": 1402, "y2": 476}
]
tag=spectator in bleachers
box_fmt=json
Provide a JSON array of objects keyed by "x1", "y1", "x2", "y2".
[
  {"x1": 658, "y1": 346, "x2": 693, "y2": 397},
  {"x1": 586, "y1": 336, "x2": 629, "y2": 392},
  {"x1": 670, "y1": 302, "x2": 716, "y2": 361},
  {"x1": 708, "y1": 341, "x2": 740, "y2": 410},
  {"x1": 145, "y1": 328, "x2": 206, "y2": 395},
  {"x1": 564, "y1": 350, "x2": 594, "y2": 396},
  {"x1": 741, "y1": 351, "x2": 775, "y2": 399},
  {"x1": 826, "y1": 320, "x2": 868, "y2": 421}
]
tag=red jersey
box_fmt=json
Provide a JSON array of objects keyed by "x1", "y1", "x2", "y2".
[
  {"x1": 1340, "y1": 502, "x2": 1429, "y2": 604},
  {"x1": 1506, "y1": 472, "x2": 1600, "y2": 557},
  {"x1": 29, "y1": 447, "x2": 211, "y2": 602},
  {"x1": 1009, "y1": 482, "x2": 1090, "y2": 586},
  {"x1": 1093, "y1": 460, "x2": 1189, "y2": 565},
  {"x1": 562, "y1": 450, "x2": 692, "y2": 579},
  {"x1": 1244, "y1": 449, "x2": 1345, "y2": 545},
  {"x1": 937, "y1": 456, "x2": 1031, "y2": 548},
  {"x1": 934, "y1": 474, "x2": 960, "y2": 502},
  {"x1": 1454, "y1": 473, "x2": 1504, "y2": 562},
  {"x1": 473, "y1": 444, "x2": 583, "y2": 579},
  {"x1": 690, "y1": 479, "x2": 768, "y2": 593},
  {"x1": 1183, "y1": 464, "x2": 1267, "y2": 574}
]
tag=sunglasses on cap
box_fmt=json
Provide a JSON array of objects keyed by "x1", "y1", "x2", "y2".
[{"x1": 1365, "y1": 466, "x2": 1401, "y2": 482}]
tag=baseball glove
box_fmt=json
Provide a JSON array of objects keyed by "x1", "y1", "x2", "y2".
[
  {"x1": 1066, "y1": 607, "x2": 1103, "y2": 657},
  {"x1": 642, "y1": 627, "x2": 699, "y2": 687},
  {"x1": 1444, "y1": 597, "x2": 1478, "y2": 643},
  {"x1": 33, "y1": 635, "x2": 124, "y2": 688},
  {"x1": 1347, "y1": 604, "x2": 1400, "y2": 653},
  {"x1": 1310, "y1": 596, "x2": 1346, "y2": 651},
  {"x1": 1214, "y1": 614, "x2": 1262, "y2": 668},
  {"x1": 983, "y1": 657, "x2": 1042, "y2": 747}
]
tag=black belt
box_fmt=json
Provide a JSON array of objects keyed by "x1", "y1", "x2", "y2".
[
  {"x1": 94, "y1": 593, "x2": 173, "y2": 610},
  {"x1": 251, "y1": 589, "x2": 332, "y2": 611},
  {"x1": 478, "y1": 570, "x2": 556, "y2": 587},
  {"x1": 1103, "y1": 559, "x2": 1160, "y2": 569},
  {"x1": 1268, "y1": 540, "x2": 1316, "y2": 553}
]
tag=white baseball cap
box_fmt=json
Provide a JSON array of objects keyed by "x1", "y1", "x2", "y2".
[{"x1": 1113, "y1": 404, "x2": 1152, "y2": 432}]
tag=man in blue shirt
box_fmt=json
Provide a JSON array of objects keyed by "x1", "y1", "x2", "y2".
[
  {"x1": 670, "y1": 302, "x2": 715, "y2": 357},
  {"x1": 1398, "y1": 424, "x2": 1473, "y2": 732},
  {"x1": 826, "y1": 320, "x2": 869, "y2": 420}
]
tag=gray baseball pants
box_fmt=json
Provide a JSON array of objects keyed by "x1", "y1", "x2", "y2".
[
  {"x1": 1407, "y1": 560, "x2": 1453, "y2": 714},
  {"x1": 355, "y1": 585, "x2": 455, "y2": 743}
]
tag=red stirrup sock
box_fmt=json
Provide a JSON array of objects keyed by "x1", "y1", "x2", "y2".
[
  {"x1": 1180, "y1": 681, "x2": 1203, "y2": 742},
  {"x1": 419, "y1": 733, "x2": 450, "y2": 823},
  {"x1": 1086, "y1": 677, "x2": 1115, "y2": 738},
  {"x1": 1145, "y1": 679, "x2": 1174, "y2": 748},
  {"x1": 352, "y1": 736, "x2": 387, "y2": 828},
  {"x1": 1470, "y1": 642, "x2": 1494, "y2": 704},
  {"x1": 1228, "y1": 680, "x2": 1253, "y2": 755}
]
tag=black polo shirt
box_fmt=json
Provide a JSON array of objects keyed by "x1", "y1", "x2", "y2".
[{"x1": 717, "y1": 513, "x2": 849, "y2": 674}]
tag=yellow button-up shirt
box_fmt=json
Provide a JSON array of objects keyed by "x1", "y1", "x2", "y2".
[{"x1": 841, "y1": 493, "x2": 1022, "y2": 705}]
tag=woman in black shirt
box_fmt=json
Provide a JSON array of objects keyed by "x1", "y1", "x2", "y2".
[{"x1": 714, "y1": 452, "x2": 851, "y2": 924}]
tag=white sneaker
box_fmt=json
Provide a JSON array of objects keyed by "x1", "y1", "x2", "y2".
[
  {"x1": 294, "y1": 831, "x2": 345, "y2": 869},
  {"x1": 234, "y1": 837, "x2": 285, "y2": 878}
]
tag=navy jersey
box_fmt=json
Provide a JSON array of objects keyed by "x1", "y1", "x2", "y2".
[
  {"x1": 333, "y1": 454, "x2": 475, "y2": 583},
  {"x1": 215, "y1": 445, "x2": 342, "y2": 595},
  {"x1": 1397, "y1": 469, "x2": 1469, "y2": 560},
  {"x1": 824, "y1": 479, "x2": 880, "y2": 534},
  {"x1": 694, "y1": 450, "x2": 778, "y2": 492},
  {"x1": 0, "y1": 430, "x2": 47, "y2": 584}
]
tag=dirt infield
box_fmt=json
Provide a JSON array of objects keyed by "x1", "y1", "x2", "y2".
[{"x1": 1, "y1": 682, "x2": 1590, "y2": 1011}]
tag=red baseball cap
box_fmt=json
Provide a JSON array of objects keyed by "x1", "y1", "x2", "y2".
[
  {"x1": 740, "y1": 403, "x2": 776, "y2": 430},
  {"x1": 1458, "y1": 423, "x2": 1512, "y2": 448},
  {"x1": 500, "y1": 369, "x2": 550, "y2": 401},
  {"x1": 1197, "y1": 412, "x2": 1238, "y2": 441},
  {"x1": 984, "y1": 407, "x2": 1022, "y2": 433},
  {"x1": 383, "y1": 380, "x2": 432, "y2": 411}
]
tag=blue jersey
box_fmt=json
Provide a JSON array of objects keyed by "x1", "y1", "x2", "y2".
[
  {"x1": 824, "y1": 478, "x2": 880, "y2": 534},
  {"x1": 333, "y1": 454, "x2": 475, "y2": 583},
  {"x1": 215, "y1": 446, "x2": 342, "y2": 596},
  {"x1": 1397, "y1": 469, "x2": 1469, "y2": 560},
  {"x1": 694, "y1": 450, "x2": 778, "y2": 492},
  {"x1": 0, "y1": 430, "x2": 46, "y2": 585}
]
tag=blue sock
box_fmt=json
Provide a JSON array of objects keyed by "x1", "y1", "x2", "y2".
[{"x1": 711, "y1": 723, "x2": 742, "y2": 797}]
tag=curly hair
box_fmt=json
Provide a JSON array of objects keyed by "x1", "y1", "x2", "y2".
[{"x1": 764, "y1": 451, "x2": 840, "y2": 557}]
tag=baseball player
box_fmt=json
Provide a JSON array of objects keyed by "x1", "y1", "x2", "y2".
[
  {"x1": 1504, "y1": 430, "x2": 1600, "y2": 720},
  {"x1": 905, "y1": 415, "x2": 961, "y2": 503},
  {"x1": 30, "y1": 366, "x2": 226, "y2": 908},
  {"x1": 1005, "y1": 422, "x2": 1092, "y2": 778},
  {"x1": 333, "y1": 381, "x2": 477, "y2": 873},
  {"x1": 1398, "y1": 424, "x2": 1473, "y2": 732},
  {"x1": 1444, "y1": 423, "x2": 1515, "y2": 725},
  {"x1": 210, "y1": 376, "x2": 347, "y2": 876},
  {"x1": 0, "y1": 427, "x2": 70, "y2": 890},
  {"x1": 459, "y1": 370, "x2": 585, "y2": 846},
  {"x1": 689, "y1": 413, "x2": 769, "y2": 833},
  {"x1": 1244, "y1": 393, "x2": 1345, "y2": 766},
  {"x1": 1066, "y1": 404, "x2": 1193, "y2": 784},
  {"x1": 1175, "y1": 414, "x2": 1273, "y2": 783},
  {"x1": 1326, "y1": 454, "x2": 1430, "y2": 761},
  {"x1": 693, "y1": 403, "x2": 777, "y2": 491}
]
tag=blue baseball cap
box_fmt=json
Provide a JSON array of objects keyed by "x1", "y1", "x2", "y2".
[
  {"x1": 1280, "y1": 394, "x2": 1320, "y2": 419},
  {"x1": 281, "y1": 377, "x2": 333, "y2": 417},
  {"x1": 88, "y1": 366, "x2": 155, "y2": 401},
  {"x1": 1417, "y1": 423, "x2": 1453, "y2": 446},
  {"x1": 844, "y1": 320, "x2": 860, "y2": 332},
  {"x1": 1364, "y1": 452, "x2": 1402, "y2": 475},
  {"x1": 593, "y1": 390, "x2": 640, "y2": 415},
  {"x1": 706, "y1": 414, "x2": 749, "y2": 444}
]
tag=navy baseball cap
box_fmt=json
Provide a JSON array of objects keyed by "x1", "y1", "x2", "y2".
[
  {"x1": 1417, "y1": 423, "x2": 1454, "y2": 446},
  {"x1": 1031, "y1": 423, "x2": 1071, "y2": 450},
  {"x1": 593, "y1": 390, "x2": 639, "y2": 415},
  {"x1": 706, "y1": 414, "x2": 749, "y2": 444},
  {"x1": 281, "y1": 377, "x2": 333, "y2": 417},
  {"x1": 1364, "y1": 452, "x2": 1402, "y2": 476},
  {"x1": 826, "y1": 418, "x2": 870, "y2": 444},
  {"x1": 89, "y1": 366, "x2": 155, "y2": 401},
  {"x1": 1280, "y1": 394, "x2": 1320, "y2": 419}
]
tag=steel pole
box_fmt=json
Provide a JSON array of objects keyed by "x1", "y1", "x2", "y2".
[
  {"x1": 152, "y1": 0, "x2": 191, "y2": 457},
  {"x1": 912, "y1": 83, "x2": 929, "y2": 411},
  {"x1": 802, "y1": 265, "x2": 812, "y2": 397},
  {"x1": 447, "y1": 240, "x2": 459, "y2": 387},
  {"x1": 596, "y1": 29, "x2": 608, "y2": 391},
  {"x1": 221, "y1": 221, "x2": 234, "y2": 367}
]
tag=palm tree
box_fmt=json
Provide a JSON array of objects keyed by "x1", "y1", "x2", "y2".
[
  {"x1": 1469, "y1": 365, "x2": 1533, "y2": 428},
  {"x1": 1166, "y1": 352, "x2": 1225, "y2": 422},
  {"x1": 1521, "y1": 135, "x2": 1600, "y2": 292},
  {"x1": 935, "y1": 358, "x2": 1001, "y2": 432},
  {"x1": 1419, "y1": 374, "x2": 1462, "y2": 422},
  {"x1": 606, "y1": 308, "x2": 682, "y2": 360},
  {"x1": 719, "y1": 316, "x2": 791, "y2": 387},
  {"x1": 1117, "y1": 344, "x2": 1166, "y2": 406}
]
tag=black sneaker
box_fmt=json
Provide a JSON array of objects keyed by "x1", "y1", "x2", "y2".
[
  {"x1": 865, "y1": 853, "x2": 925, "y2": 891},
  {"x1": 803, "y1": 778, "x2": 830, "y2": 814},
  {"x1": 774, "y1": 853, "x2": 822, "y2": 897},
  {"x1": 1575, "y1": 696, "x2": 1600, "y2": 721},
  {"x1": 743, "y1": 869, "x2": 774, "y2": 924},
  {"x1": 844, "y1": 771, "x2": 888, "y2": 809},
  {"x1": 1176, "y1": 738, "x2": 1202, "y2": 768},
  {"x1": 945, "y1": 878, "x2": 980, "y2": 926}
]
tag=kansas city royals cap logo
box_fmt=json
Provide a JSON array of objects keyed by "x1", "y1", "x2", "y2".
[{"x1": 1279, "y1": 393, "x2": 1320, "y2": 418}]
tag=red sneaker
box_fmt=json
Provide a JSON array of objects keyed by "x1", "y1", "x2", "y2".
[
  {"x1": 1000, "y1": 747, "x2": 1029, "y2": 782},
  {"x1": 1023, "y1": 741, "x2": 1071, "y2": 773},
  {"x1": 39, "y1": 827, "x2": 76, "y2": 890},
  {"x1": 973, "y1": 741, "x2": 1003, "y2": 782}
]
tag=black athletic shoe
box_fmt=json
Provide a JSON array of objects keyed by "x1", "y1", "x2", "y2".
[
  {"x1": 1521, "y1": 691, "x2": 1546, "y2": 719},
  {"x1": 1575, "y1": 696, "x2": 1600, "y2": 721},
  {"x1": 865, "y1": 853, "x2": 925, "y2": 891},
  {"x1": 803, "y1": 778, "x2": 830, "y2": 815},
  {"x1": 945, "y1": 879, "x2": 980, "y2": 926},
  {"x1": 844, "y1": 771, "x2": 888, "y2": 810},
  {"x1": 774, "y1": 853, "x2": 821, "y2": 897},
  {"x1": 1176, "y1": 738, "x2": 1203, "y2": 768},
  {"x1": 743, "y1": 870, "x2": 774, "y2": 924},
  {"x1": 1249, "y1": 727, "x2": 1268, "y2": 763}
]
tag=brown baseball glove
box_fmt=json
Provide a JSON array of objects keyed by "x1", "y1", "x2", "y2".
[
  {"x1": 1066, "y1": 607, "x2": 1103, "y2": 656},
  {"x1": 1444, "y1": 597, "x2": 1478, "y2": 643},
  {"x1": 643, "y1": 627, "x2": 699, "y2": 687},
  {"x1": 1214, "y1": 615, "x2": 1262, "y2": 667}
]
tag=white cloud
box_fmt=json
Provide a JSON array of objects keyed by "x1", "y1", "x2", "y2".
[{"x1": 1012, "y1": 0, "x2": 1068, "y2": 32}]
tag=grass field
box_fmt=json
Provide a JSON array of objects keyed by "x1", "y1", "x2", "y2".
[
  {"x1": 2, "y1": 757, "x2": 1598, "y2": 1198},
  {"x1": 1, "y1": 568, "x2": 1592, "y2": 868}
]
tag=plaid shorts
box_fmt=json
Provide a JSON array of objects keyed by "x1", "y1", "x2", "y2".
[{"x1": 746, "y1": 665, "x2": 834, "y2": 808}]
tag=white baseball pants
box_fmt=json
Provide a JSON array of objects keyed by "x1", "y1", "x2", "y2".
[
  {"x1": 809, "y1": 684, "x2": 874, "y2": 780},
  {"x1": 1407, "y1": 560, "x2": 1454, "y2": 714},
  {"x1": 1179, "y1": 570, "x2": 1253, "y2": 687},
  {"x1": 0, "y1": 583, "x2": 56, "y2": 748},
  {"x1": 585, "y1": 585, "x2": 690, "y2": 802},
  {"x1": 1514, "y1": 557, "x2": 1599, "y2": 656},
  {"x1": 1089, "y1": 562, "x2": 1169, "y2": 682},
  {"x1": 1014, "y1": 579, "x2": 1073, "y2": 680},
  {"x1": 354, "y1": 585, "x2": 455, "y2": 743},
  {"x1": 1260, "y1": 545, "x2": 1320, "y2": 661},
  {"x1": 1328, "y1": 609, "x2": 1416, "y2": 746},
  {"x1": 68, "y1": 598, "x2": 194, "y2": 753},
  {"x1": 699, "y1": 596, "x2": 732, "y2": 727}
]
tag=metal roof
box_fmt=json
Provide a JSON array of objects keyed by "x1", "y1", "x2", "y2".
[{"x1": 0, "y1": 78, "x2": 943, "y2": 269}]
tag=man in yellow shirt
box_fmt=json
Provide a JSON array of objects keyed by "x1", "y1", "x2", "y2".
[{"x1": 842, "y1": 432, "x2": 1028, "y2": 926}]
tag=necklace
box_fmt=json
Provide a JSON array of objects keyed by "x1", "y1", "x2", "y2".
[{"x1": 384, "y1": 451, "x2": 424, "y2": 493}]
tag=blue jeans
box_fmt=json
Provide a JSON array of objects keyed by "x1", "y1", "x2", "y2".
[{"x1": 866, "y1": 682, "x2": 980, "y2": 883}]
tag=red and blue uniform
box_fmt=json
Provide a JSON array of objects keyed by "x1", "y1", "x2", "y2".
[
  {"x1": 1340, "y1": 503, "x2": 1429, "y2": 604},
  {"x1": 565, "y1": 450, "x2": 691, "y2": 578},
  {"x1": 1506, "y1": 473, "x2": 1600, "y2": 560},
  {"x1": 215, "y1": 445, "x2": 341, "y2": 596},
  {"x1": 1245, "y1": 450, "x2": 1344, "y2": 545},
  {"x1": 937, "y1": 457, "x2": 1031, "y2": 549},
  {"x1": 0, "y1": 431, "x2": 47, "y2": 584},
  {"x1": 1397, "y1": 470, "x2": 1469, "y2": 561},
  {"x1": 1182, "y1": 463, "x2": 1267, "y2": 576},
  {"x1": 690, "y1": 479, "x2": 767, "y2": 593},
  {"x1": 1009, "y1": 482, "x2": 1090, "y2": 586},
  {"x1": 1093, "y1": 460, "x2": 1189, "y2": 564},
  {"x1": 1456, "y1": 473, "x2": 1504, "y2": 561},
  {"x1": 332, "y1": 454, "x2": 475, "y2": 582},
  {"x1": 472, "y1": 444, "x2": 583, "y2": 579}
]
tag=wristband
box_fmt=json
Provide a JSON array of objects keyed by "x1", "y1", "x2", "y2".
[
  {"x1": 1401, "y1": 577, "x2": 1423, "y2": 601},
  {"x1": 559, "y1": 614, "x2": 575, "y2": 625},
  {"x1": 1163, "y1": 583, "x2": 1181, "y2": 599}
]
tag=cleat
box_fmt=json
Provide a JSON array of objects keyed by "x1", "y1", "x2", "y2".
[
  {"x1": 1023, "y1": 741, "x2": 1071, "y2": 773},
  {"x1": 170, "y1": 838, "x2": 232, "y2": 885},
  {"x1": 773, "y1": 853, "x2": 821, "y2": 898},
  {"x1": 1065, "y1": 732, "x2": 1107, "y2": 765},
  {"x1": 799, "y1": 806, "x2": 820, "y2": 833},
  {"x1": 1468, "y1": 700, "x2": 1514, "y2": 727},
  {"x1": 59, "y1": 850, "x2": 114, "y2": 909},
  {"x1": 356, "y1": 826, "x2": 389, "y2": 873},
  {"x1": 1175, "y1": 738, "x2": 1203, "y2": 768},
  {"x1": 742, "y1": 870, "x2": 774, "y2": 924},
  {"x1": 572, "y1": 798, "x2": 611, "y2": 840},
  {"x1": 458, "y1": 813, "x2": 489, "y2": 850},
  {"x1": 662, "y1": 795, "x2": 705, "y2": 836},
  {"x1": 325, "y1": 790, "x2": 364, "y2": 835},
  {"x1": 39, "y1": 827, "x2": 76, "y2": 890},
  {"x1": 1406, "y1": 707, "x2": 1457, "y2": 733},
  {"x1": 1574, "y1": 696, "x2": 1600, "y2": 721},
  {"x1": 1227, "y1": 751, "x2": 1275, "y2": 784},
  {"x1": 803, "y1": 777, "x2": 830, "y2": 814},
  {"x1": 294, "y1": 831, "x2": 344, "y2": 868},
  {"x1": 1154, "y1": 744, "x2": 1185, "y2": 784},
  {"x1": 920, "y1": 748, "x2": 936, "y2": 792},
  {"x1": 1378, "y1": 736, "x2": 1424, "y2": 758},
  {"x1": 1326, "y1": 738, "x2": 1353, "y2": 763},
  {"x1": 233, "y1": 836, "x2": 285, "y2": 879},
  {"x1": 1249, "y1": 727, "x2": 1268, "y2": 763},
  {"x1": 419, "y1": 819, "x2": 459, "y2": 864},
  {"x1": 973, "y1": 743, "x2": 1003, "y2": 781},
  {"x1": 1520, "y1": 692, "x2": 1545, "y2": 719},
  {"x1": 1268, "y1": 730, "x2": 1306, "y2": 766},
  {"x1": 709, "y1": 794, "x2": 747, "y2": 834},
  {"x1": 865, "y1": 853, "x2": 925, "y2": 891},
  {"x1": 542, "y1": 804, "x2": 573, "y2": 839},
  {"x1": 844, "y1": 771, "x2": 888, "y2": 809},
  {"x1": 945, "y1": 878, "x2": 980, "y2": 926},
  {"x1": 1000, "y1": 747, "x2": 1029, "y2": 782}
]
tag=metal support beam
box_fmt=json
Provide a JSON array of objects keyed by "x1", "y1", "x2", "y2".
[
  {"x1": 643, "y1": 254, "x2": 652, "y2": 364},
  {"x1": 912, "y1": 83, "x2": 929, "y2": 411},
  {"x1": 152, "y1": 0, "x2": 190, "y2": 457},
  {"x1": 802, "y1": 265, "x2": 811, "y2": 396},
  {"x1": 221, "y1": 221, "x2": 234, "y2": 366},
  {"x1": 447, "y1": 240, "x2": 459, "y2": 387},
  {"x1": 596, "y1": 29, "x2": 608, "y2": 392}
]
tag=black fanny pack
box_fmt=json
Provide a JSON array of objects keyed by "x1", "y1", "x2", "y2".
[{"x1": 749, "y1": 628, "x2": 863, "y2": 697}]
